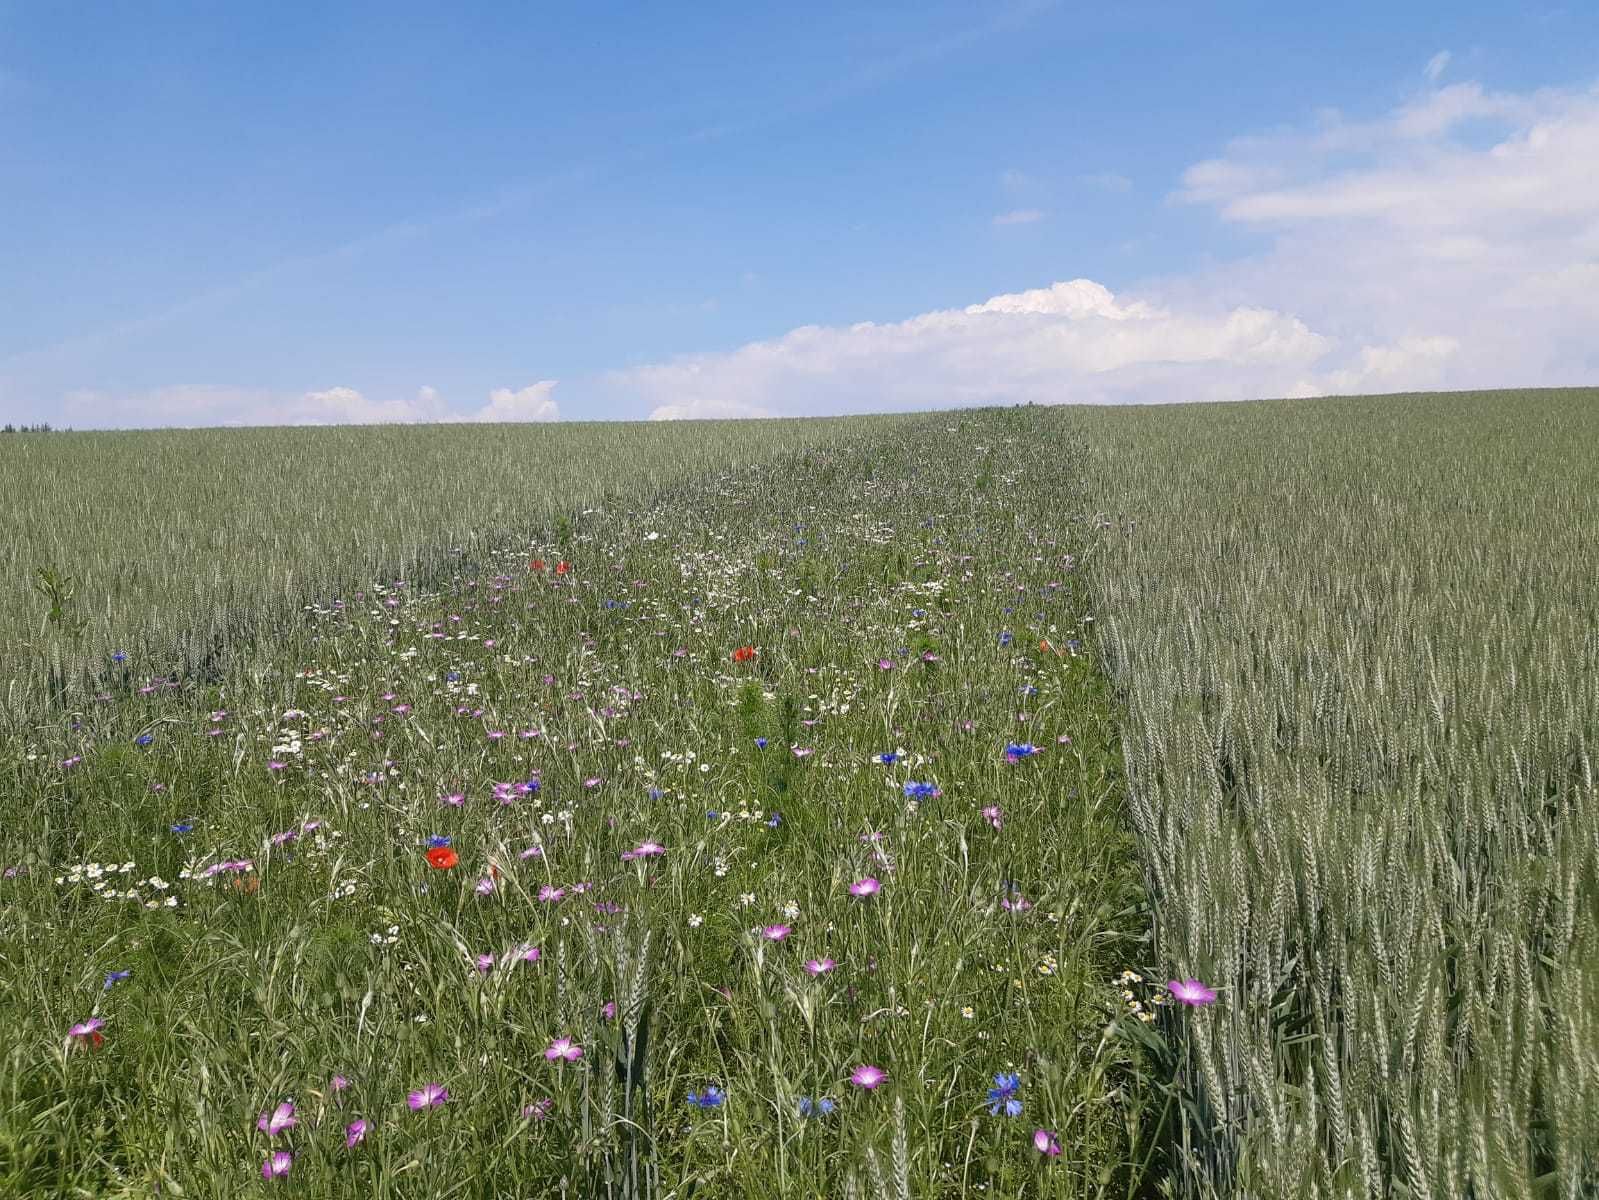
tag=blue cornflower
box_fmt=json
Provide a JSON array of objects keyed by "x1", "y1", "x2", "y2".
[
  {"x1": 686, "y1": 1086, "x2": 725, "y2": 1109},
  {"x1": 998, "y1": 631, "x2": 1013, "y2": 647},
  {"x1": 878, "y1": 752, "x2": 899, "y2": 765},
  {"x1": 1020, "y1": 685, "x2": 1038, "y2": 696},
  {"x1": 426, "y1": 835, "x2": 452, "y2": 849},
  {"x1": 766, "y1": 812, "x2": 782, "y2": 829},
  {"x1": 707, "y1": 810, "x2": 719, "y2": 820},
  {"x1": 111, "y1": 651, "x2": 127, "y2": 664},
  {"x1": 903, "y1": 781, "x2": 941, "y2": 800},
  {"x1": 798, "y1": 1096, "x2": 836, "y2": 1117},
  {"x1": 911, "y1": 609, "x2": 926, "y2": 618},
  {"x1": 987, "y1": 1072, "x2": 1022, "y2": 1117},
  {"x1": 170, "y1": 822, "x2": 194, "y2": 835},
  {"x1": 104, "y1": 969, "x2": 132, "y2": 990},
  {"x1": 134, "y1": 733, "x2": 154, "y2": 747},
  {"x1": 446, "y1": 671, "x2": 461, "y2": 681},
  {"x1": 648, "y1": 787, "x2": 664, "y2": 800},
  {"x1": 519, "y1": 778, "x2": 541, "y2": 795},
  {"x1": 754, "y1": 737, "x2": 768, "y2": 750},
  {"x1": 1004, "y1": 742, "x2": 1040, "y2": 761}
]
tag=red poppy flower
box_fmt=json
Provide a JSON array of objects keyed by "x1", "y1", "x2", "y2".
[
  {"x1": 555, "y1": 561, "x2": 571, "y2": 576},
  {"x1": 425, "y1": 847, "x2": 459, "y2": 870},
  {"x1": 731, "y1": 646, "x2": 757, "y2": 663},
  {"x1": 530, "y1": 558, "x2": 546, "y2": 572}
]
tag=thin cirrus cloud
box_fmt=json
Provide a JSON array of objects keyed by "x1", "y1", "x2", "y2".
[
  {"x1": 624, "y1": 66, "x2": 1599, "y2": 420},
  {"x1": 992, "y1": 208, "x2": 1045, "y2": 226},
  {"x1": 59, "y1": 382, "x2": 560, "y2": 429}
]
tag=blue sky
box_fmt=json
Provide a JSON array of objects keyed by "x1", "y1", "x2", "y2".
[{"x1": 3, "y1": 1, "x2": 1597, "y2": 427}]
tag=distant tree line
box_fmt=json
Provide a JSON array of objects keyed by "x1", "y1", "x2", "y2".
[{"x1": 1, "y1": 423, "x2": 69, "y2": 433}]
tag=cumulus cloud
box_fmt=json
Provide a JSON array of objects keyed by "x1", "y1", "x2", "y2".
[
  {"x1": 59, "y1": 382, "x2": 559, "y2": 429},
  {"x1": 619, "y1": 279, "x2": 1334, "y2": 420},
  {"x1": 620, "y1": 72, "x2": 1599, "y2": 419},
  {"x1": 1162, "y1": 77, "x2": 1599, "y2": 392},
  {"x1": 993, "y1": 208, "x2": 1044, "y2": 226},
  {"x1": 477, "y1": 382, "x2": 560, "y2": 423}
]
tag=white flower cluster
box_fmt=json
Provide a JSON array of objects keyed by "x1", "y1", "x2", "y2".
[{"x1": 55, "y1": 861, "x2": 179, "y2": 908}]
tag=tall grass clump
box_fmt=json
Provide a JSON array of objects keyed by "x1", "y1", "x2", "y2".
[{"x1": 1072, "y1": 388, "x2": 1599, "y2": 1198}]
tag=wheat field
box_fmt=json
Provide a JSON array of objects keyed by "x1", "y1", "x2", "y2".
[{"x1": 1, "y1": 390, "x2": 1595, "y2": 1197}]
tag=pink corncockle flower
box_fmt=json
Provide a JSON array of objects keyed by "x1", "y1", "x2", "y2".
[
  {"x1": 877, "y1": 659, "x2": 894, "y2": 670},
  {"x1": 791, "y1": 746, "x2": 814, "y2": 758},
  {"x1": 262, "y1": 1151, "x2": 293, "y2": 1180},
  {"x1": 345, "y1": 1119, "x2": 368, "y2": 1148},
  {"x1": 583, "y1": 777, "x2": 602, "y2": 789},
  {"x1": 407, "y1": 1083, "x2": 448, "y2": 1110},
  {"x1": 1033, "y1": 1129, "x2": 1062, "y2": 1156},
  {"x1": 545, "y1": 1037, "x2": 583, "y2": 1063},
  {"x1": 1167, "y1": 978, "x2": 1218, "y2": 1007},
  {"x1": 441, "y1": 792, "x2": 465, "y2": 807},
  {"x1": 632, "y1": 841, "x2": 666, "y2": 858},
  {"x1": 761, "y1": 924, "x2": 791, "y2": 942},
  {"x1": 1001, "y1": 894, "x2": 1032, "y2": 913},
  {"x1": 804, "y1": 958, "x2": 836, "y2": 975},
  {"x1": 519, "y1": 845, "x2": 544, "y2": 860},
  {"x1": 522, "y1": 1098, "x2": 554, "y2": 1121},
  {"x1": 600, "y1": 1001, "x2": 616, "y2": 1021},
  {"x1": 66, "y1": 1018, "x2": 104, "y2": 1048},
  {"x1": 475, "y1": 954, "x2": 495, "y2": 973},
  {"x1": 331, "y1": 1074, "x2": 351, "y2": 1094},
  {"x1": 981, "y1": 805, "x2": 1003, "y2": 830},
  {"x1": 487, "y1": 730, "x2": 506, "y2": 741},
  {"x1": 538, "y1": 885, "x2": 566, "y2": 903},
  {"x1": 850, "y1": 1065, "x2": 887, "y2": 1090},
  {"x1": 512, "y1": 944, "x2": 541, "y2": 965},
  {"x1": 475, "y1": 877, "x2": 496, "y2": 896},
  {"x1": 257, "y1": 1101, "x2": 297, "y2": 1136},
  {"x1": 267, "y1": 761, "x2": 286, "y2": 772},
  {"x1": 849, "y1": 877, "x2": 881, "y2": 898}
]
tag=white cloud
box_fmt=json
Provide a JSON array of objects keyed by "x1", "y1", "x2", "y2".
[
  {"x1": 620, "y1": 72, "x2": 1599, "y2": 419},
  {"x1": 617, "y1": 278, "x2": 1335, "y2": 420},
  {"x1": 1424, "y1": 50, "x2": 1451, "y2": 84},
  {"x1": 993, "y1": 208, "x2": 1044, "y2": 226},
  {"x1": 57, "y1": 382, "x2": 559, "y2": 429},
  {"x1": 1163, "y1": 76, "x2": 1599, "y2": 393},
  {"x1": 477, "y1": 382, "x2": 560, "y2": 423}
]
